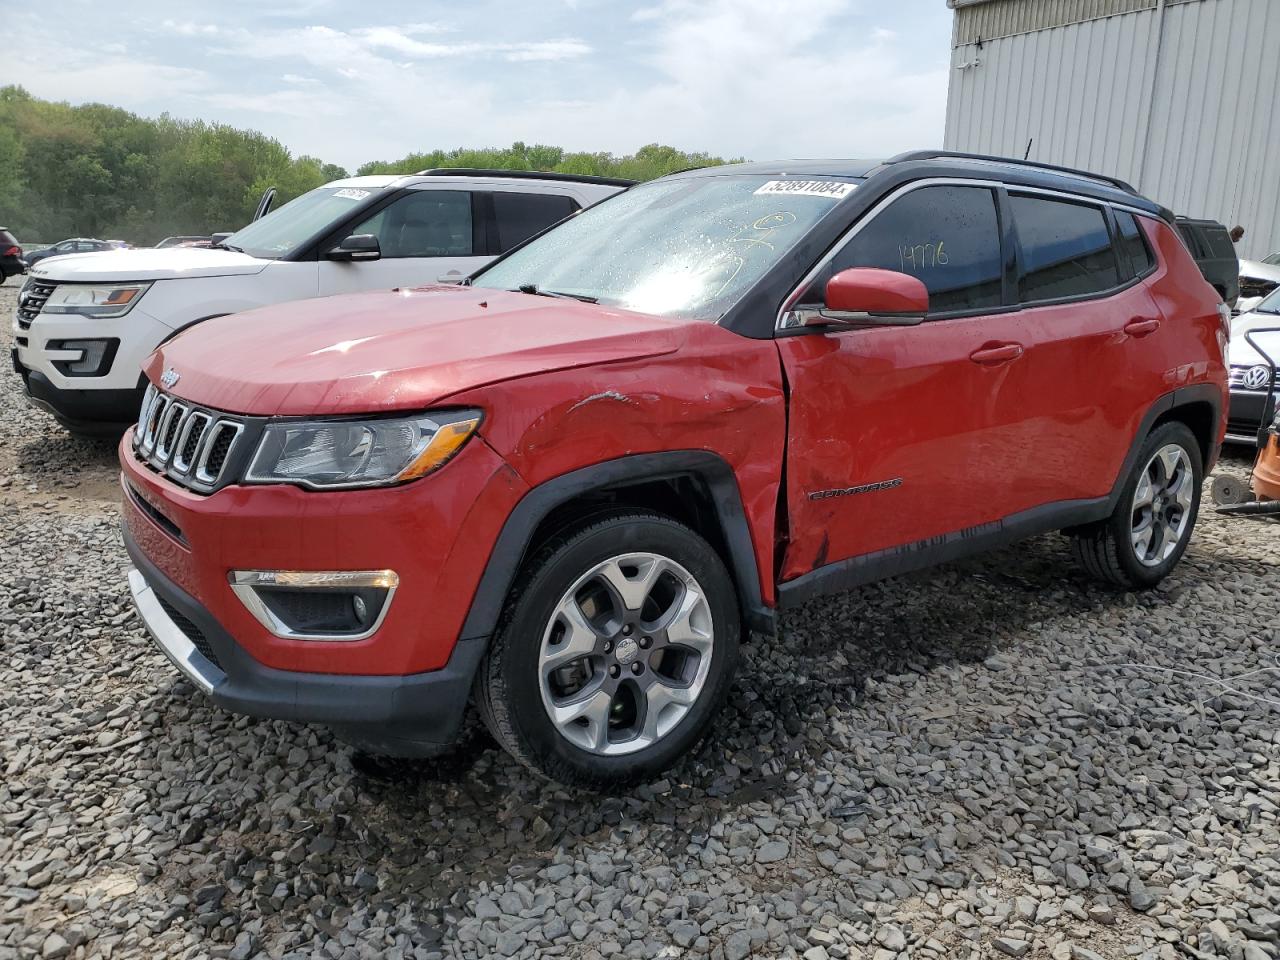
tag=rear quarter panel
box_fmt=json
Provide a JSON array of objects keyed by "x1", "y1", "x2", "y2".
[{"x1": 1143, "y1": 218, "x2": 1230, "y2": 445}]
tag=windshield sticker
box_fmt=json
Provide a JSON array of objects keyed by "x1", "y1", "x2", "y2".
[
  {"x1": 333, "y1": 188, "x2": 372, "y2": 201},
  {"x1": 754, "y1": 180, "x2": 857, "y2": 201}
]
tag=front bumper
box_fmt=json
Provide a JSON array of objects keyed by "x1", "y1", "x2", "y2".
[
  {"x1": 1226, "y1": 388, "x2": 1274, "y2": 445},
  {"x1": 118, "y1": 425, "x2": 526, "y2": 675},
  {"x1": 125, "y1": 526, "x2": 486, "y2": 755},
  {"x1": 13, "y1": 352, "x2": 144, "y2": 433}
]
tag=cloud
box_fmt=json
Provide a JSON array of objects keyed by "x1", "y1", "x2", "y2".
[
  {"x1": 0, "y1": 0, "x2": 951, "y2": 173},
  {"x1": 508, "y1": 0, "x2": 949, "y2": 161},
  {"x1": 164, "y1": 21, "x2": 590, "y2": 66}
]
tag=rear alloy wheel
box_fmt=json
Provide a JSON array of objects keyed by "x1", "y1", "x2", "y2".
[
  {"x1": 1129, "y1": 444, "x2": 1195, "y2": 567},
  {"x1": 477, "y1": 512, "x2": 739, "y2": 786},
  {"x1": 1070, "y1": 422, "x2": 1203, "y2": 588}
]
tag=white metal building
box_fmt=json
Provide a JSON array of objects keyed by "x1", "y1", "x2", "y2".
[{"x1": 943, "y1": 0, "x2": 1280, "y2": 260}]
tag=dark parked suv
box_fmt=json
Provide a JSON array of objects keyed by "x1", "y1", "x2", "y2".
[
  {"x1": 1176, "y1": 217, "x2": 1239, "y2": 308},
  {"x1": 0, "y1": 228, "x2": 23, "y2": 285}
]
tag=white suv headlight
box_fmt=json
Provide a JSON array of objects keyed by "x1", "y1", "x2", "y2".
[
  {"x1": 245, "y1": 410, "x2": 482, "y2": 489},
  {"x1": 43, "y1": 282, "x2": 151, "y2": 318}
]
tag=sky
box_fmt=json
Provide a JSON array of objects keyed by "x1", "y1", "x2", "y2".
[{"x1": 2, "y1": 0, "x2": 954, "y2": 173}]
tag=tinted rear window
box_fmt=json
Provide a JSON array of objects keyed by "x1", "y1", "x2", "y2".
[
  {"x1": 1115, "y1": 213, "x2": 1156, "y2": 277},
  {"x1": 1012, "y1": 195, "x2": 1119, "y2": 302},
  {"x1": 0, "y1": 230, "x2": 16, "y2": 246},
  {"x1": 1201, "y1": 225, "x2": 1236, "y2": 260},
  {"x1": 492, "y1": 192, "x2": 579, "y2": 251}
]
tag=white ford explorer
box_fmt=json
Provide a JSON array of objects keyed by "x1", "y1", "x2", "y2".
[{"x1": 11, "y1": 169, "x2": 630, "y2": 435}]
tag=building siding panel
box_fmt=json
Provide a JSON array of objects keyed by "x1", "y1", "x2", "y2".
[{"x1": 945, "y1": 0, "x2": 1280, "y2": 260}]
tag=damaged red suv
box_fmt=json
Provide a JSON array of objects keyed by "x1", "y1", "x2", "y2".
[{"x1": 121, "y1": 153, "x2": 1228, "y2": 786}]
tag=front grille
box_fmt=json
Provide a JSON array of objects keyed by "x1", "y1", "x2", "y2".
[
  {"x1": 16, "y1": 279, "x2": 57, "y2": 330},
  {"x1": 133, "y1": 384, "x2": 249, "y2": 494},
  {"x1": 155, "y1": 595, "x2": 222, "y2": 669},
  {"x1": 1228, "y1": 365, "x2": 1280, "y2": 391}
]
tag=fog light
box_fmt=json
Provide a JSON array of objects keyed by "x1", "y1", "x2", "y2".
[
  {"x1": 229, "y1": 570, "x2": 398, "y2": 641},
  {"x1": 48, "y1": 338, "x2": 119, "y2": 377}
]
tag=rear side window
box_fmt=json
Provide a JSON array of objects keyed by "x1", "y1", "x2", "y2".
[
  {"x1": 806, "y1": 184, "x2": 1004, "y2": 313},
  {"x1": 1115, "y1": 213, "x2": 1156, "y2": 277},
  {"x1": 1012, "y1": 195, "x2": 1119, "y2": 302},
  {"x1": 491, "y1": 193, "x2": 579, "y2": 252}
]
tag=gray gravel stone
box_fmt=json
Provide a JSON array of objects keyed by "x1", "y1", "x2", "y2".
[{"x1": 0, "y1": 280, "x2": 1276, "y2": 960}]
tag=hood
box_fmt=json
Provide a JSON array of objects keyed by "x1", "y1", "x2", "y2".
[
  {"x1": 1230, "y1": 323, "x2": 1280, "y2": 367},
  {"x1": 147, "y1": 285, "x2": 689, "y2": 416},
  {"x1": 30, "y1": 247, "x2": 269, "y2": 282},
  {"x1": 1239, "y1": 259, "x2": 1280, "y2": 282}
]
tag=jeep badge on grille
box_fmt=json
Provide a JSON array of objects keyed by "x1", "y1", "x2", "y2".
[{"x1": 160, "y1": 368, "x2": 180, "y2": 389}]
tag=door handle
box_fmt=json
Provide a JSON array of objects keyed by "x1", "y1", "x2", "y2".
[
  {"x1": 1124, "y1": 317, "x2": 1161, "y2": 337},
  {"x1": 969, "y1": 342, "x2": 1025, "y2": 365}
]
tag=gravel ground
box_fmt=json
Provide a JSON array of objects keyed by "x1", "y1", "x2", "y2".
[{"x1": 1, "y1": 279, "x2": 1278, "y2": 960}]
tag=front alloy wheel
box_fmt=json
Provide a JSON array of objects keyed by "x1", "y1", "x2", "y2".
[
  {"x1": 477, "y1": 511, "x2": 740, "y2": 787},
  {"x1": 539, "y1": 553, "x2": 714, "y2": 756}
]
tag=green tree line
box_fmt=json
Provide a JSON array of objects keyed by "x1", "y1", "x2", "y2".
[
  {"x1": 357, "y1": 142, "x2": 735, "y2": 182},
  {"x1": 0, "y1": 86, "x2": 347, "y2": 244},
  {"x1": 0, "y1": 87, "x2": 733, "y2": 246}
]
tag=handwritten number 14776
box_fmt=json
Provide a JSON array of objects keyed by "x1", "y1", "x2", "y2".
[{"x1": 899, "y1": 241, "x2": 949, "y2": 272}]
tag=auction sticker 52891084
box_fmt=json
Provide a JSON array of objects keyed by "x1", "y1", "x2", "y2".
[{"x1": 753, "y1": 180, "x2": 857, "y2": 200}]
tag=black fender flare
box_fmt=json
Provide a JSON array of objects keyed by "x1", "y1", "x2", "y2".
[
  {"x1": 1104, "y1": 382, "x2": 1223, "y2": 511},
  {"x1": 458, "y1": 450, "x2": 776, "y2": 643}
]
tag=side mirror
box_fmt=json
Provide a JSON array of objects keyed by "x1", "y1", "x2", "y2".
[
  {"x1": 327, "y1": 234, "x2": 381, "y2": 263},
  {"x1": 802, "y1": 268, "x2": 929, "y2": 327}
]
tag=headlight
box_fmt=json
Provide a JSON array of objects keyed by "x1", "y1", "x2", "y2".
[
  {"x1": 42, "y1": 282, "x2": 151, "y2": 318},
  {"x1": 245, "y1": 410, "x2": 482, "y2": 489}
]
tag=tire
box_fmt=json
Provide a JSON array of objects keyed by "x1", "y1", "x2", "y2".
[
  {"x1": 475, "y1": 510, "x2": 740, "y2": 787},
  {"x1": 1069, "y1": 422, "x2": 1203, "y2": 589}
]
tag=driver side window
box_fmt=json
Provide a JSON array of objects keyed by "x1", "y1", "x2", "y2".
[
  {"x1": 800, "y1": 185, "x2": 1004, "y2": 314},
  {"x1": 350, "y1": 191, "x2": 475, "y2": 259}
]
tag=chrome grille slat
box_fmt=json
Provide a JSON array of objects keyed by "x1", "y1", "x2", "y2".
[
  {"x1": 195, "y1": 421, "x2": 244, "y2": 485},
  {"x1": 131, "y1": 388, "x2": 247, "y2": 493},
  {"x1": 173, "y1": 412, "x2": 211, "y2": 473},
  {"x1": 154, "y1": 402, "x2": 187, "y2": 462}
]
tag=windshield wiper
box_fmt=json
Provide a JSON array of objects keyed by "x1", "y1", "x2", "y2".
[
  {"x1": 514, "y1": 283, "x2": 597, "y2": 304},
  {"x1": 212, "y1": 241, "x2": 245, "y2": 253}
]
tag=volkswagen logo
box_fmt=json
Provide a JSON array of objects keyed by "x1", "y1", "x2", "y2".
[
  {"x1": 1243, "y1": 365, "x2": 1271, "y2": 390},
  {"x1": 160, "y1": 368, "x2": 181, "y2": 389}
]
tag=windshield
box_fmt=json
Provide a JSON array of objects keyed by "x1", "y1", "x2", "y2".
[
  {"x1": 472, "y1": 175, "x2": 857, "y2": 320},
  {"x1": 223, "y1": 184, "x2": 385, "y2": 259},
  {"x1": 1255, "y1": 286, "x2": 1280, "y2": 313}
]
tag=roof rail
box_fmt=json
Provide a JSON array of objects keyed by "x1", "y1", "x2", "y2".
[
  {"x1": 413, "y1": 168, "x2": 637, "y2": 188},
  {"x1": 883, "y1": 151, "x2": 1138, "y2": 194}
]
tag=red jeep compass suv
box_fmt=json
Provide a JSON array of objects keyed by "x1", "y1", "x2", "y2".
[{"x1": 120, "y1": 152, "x2": 1228, "y2": 786}]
